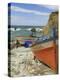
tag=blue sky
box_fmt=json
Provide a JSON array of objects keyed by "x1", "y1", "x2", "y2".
[{"x1": 8, "y1": 3, "x2": 58, "y2": 26}]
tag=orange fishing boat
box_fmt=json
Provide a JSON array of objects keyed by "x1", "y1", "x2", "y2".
[{"x1": 33, "y1": 40, "x2": 58, "y2": 73}]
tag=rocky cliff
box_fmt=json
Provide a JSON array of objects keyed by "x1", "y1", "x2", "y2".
[
  {"x1": 48, "y1": 11, "x2": 58, "y2": 28},
  {"x1": 43, "y1": 11, "x2": 58, "y2": 36}
]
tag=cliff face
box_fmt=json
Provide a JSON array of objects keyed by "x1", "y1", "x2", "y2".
[
  {"x1": 48, "y1": 11, "x2": 58, "y2": 37},
  {"x1": 43, "y1": 11, "x2": 58, "y2": 36},
  {"x1": 48, "y1": 11, "x2": 58, "y2": 28}
]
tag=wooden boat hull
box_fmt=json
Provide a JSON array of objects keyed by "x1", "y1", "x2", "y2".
[{"x1": 33, "y1": 45, "x2": 58, "y2": 72}]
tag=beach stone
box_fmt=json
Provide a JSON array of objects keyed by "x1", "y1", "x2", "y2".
[{"x1": 10, "y1": 47, "x2": 55, "y2": 77}]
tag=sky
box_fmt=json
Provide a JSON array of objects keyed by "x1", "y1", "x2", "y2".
[{"x1": 8, "y1": 3, "x2": 58, "y2": 26}]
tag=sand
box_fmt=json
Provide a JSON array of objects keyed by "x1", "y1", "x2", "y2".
[{"x1": 9, "y1": 47, "x2": 55, "y2": 77}]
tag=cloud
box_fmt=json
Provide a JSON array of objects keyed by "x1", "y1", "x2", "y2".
[
  {"x1": 45, "y1": 5, "x2": 58, "y2": 11},
  {"x1": 11, "y1": 6, "x2": 50, "y2": 16},
  {"x1": 10, "y1": 15, "x2": 49, "y2": 26}
]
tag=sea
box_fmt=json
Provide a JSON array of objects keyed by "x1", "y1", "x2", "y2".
[
  {"x1": 8, "y1": 27, "x2": 54, "y2": 42},
  {"x1": 8, "y1": 29, "x2": 45, "y2": 41},
  {"x1": 10, "y1": 30, "x2": 32, "y2": 40}
]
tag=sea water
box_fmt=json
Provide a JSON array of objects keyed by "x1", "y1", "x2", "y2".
[
  {"x1": 8, "y1": 28, "x2": 53, "y2": 42},
  {"x1": 9, "y1": 29, "x2": 44, "y2": 41}
]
